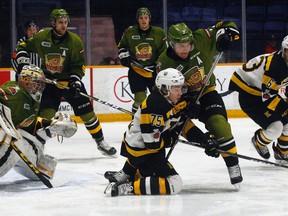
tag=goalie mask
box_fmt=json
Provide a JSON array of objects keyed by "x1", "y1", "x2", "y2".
[
  {"x1": 18, "y1": 65, "x2": 46, "y2": 102},
  {"x1": 155, "y1": 68, "x2": 185, "y2": 97}
]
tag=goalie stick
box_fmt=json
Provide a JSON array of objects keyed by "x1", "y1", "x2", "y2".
[
  {"x1": 0, "y1": 103, "x2": 53, "y2": 188},
  {"x1": 178, "y1": 138, "x2": 288, "y2": 169},
  {"x1": 44, "y1": 78, "x2": 133, "y2": 115}
]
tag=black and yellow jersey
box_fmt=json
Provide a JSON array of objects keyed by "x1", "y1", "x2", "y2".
[
  {"x1": 229, "y1": 51, "x2": 288, "y2": 115},
  {"x1": 121, "y1": 92, "x2": 186, "y2": 158}
]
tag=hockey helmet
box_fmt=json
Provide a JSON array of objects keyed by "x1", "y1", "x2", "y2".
[
  {"x1": 18, "y1": 65, "x2": 46, "y2": 102},
  {"x1": 50, "y1": 9, "x2": 70, "y2": 23},
  {"x1": 24, "y1": 20, "x2": 37, "y2": 29},
  {"x1": 281, "y1": 35, "x2": 288, "y2": 55},
  {"x1": 136, "y1": 7, "x2": 151, "y2": 20},
  {"x1": 168, "y1": 23, "x2": 193, "y2": 45},
  {"x1": 155, "y1": 68, "x2": 185, "y2": 96}
]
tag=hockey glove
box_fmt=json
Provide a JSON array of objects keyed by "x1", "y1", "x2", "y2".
[
  {"x1": 182, "y1": 101, "x2": 201, "y2": 119},
  {"x1": 68, "y1": 76, "x2": 82, "y2": 98},
  {"x1": 162, "y1": 130, "x2": 179, "y2": 148},
  {"x1": 216, "y1": 27, "x2": 240, "y2": 52},
  {"x1": 202, "y1": 133, "x2": 220, "y2": 158},
  {"x1": 118, "y1": 48, "x2": 132, "y2": 68}
]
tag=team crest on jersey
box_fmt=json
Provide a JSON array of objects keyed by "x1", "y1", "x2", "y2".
[
  {"x1": 184, "y1": 66, "x2": 207, "y2": 90},
  {"x1": 45, "y1": 53, "x2": 64, "y2": 73},
  {"x1": 8, "y1": 86, "x2": 20, "y2": 95},
  {"x1": 135, "y1": 42, "x2": 152, "y2": 61}
]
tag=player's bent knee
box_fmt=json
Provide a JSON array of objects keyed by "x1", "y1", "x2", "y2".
[
  {"x1": 263, "y1": 121, "x2": 283, "y2": 140},
  {"x1": 167, "y1": 174, "x2": 182, "y2": 194}
]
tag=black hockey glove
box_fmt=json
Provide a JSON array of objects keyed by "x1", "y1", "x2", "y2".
[
  {"x1": 68, "y1": 77, "x2": 82, "y2": 98},
  {"x1": 118, "y1": 48, "x2": 132, "y2": 68},
  {"x1": 202, "y1": 133, "x2": 220, "y2": 158},
  {"x1": 216, "y1": 27, "x2": 240, "y2": 52},
  {"x1": 182, "y1": 101, "x2": 201, "y2": 119},
  {"x1": 162, "y1": 130, "x2": 179, "y2": 148}
]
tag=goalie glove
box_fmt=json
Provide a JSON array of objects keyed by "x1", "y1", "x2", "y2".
[
  {"x1": 118, "y1": 48, "x2": 132, "y2": 68},
  {"x1": 216, "y1": 27, "x2": 240, "y2": 52},
  {"x1": 36, "y1": 113, "x2": 77, "y2": 143}
]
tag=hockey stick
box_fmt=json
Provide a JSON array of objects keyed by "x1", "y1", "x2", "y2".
[
  {"x1": 195, "y1": 52, "x2": 223, "y2": 103},
  {"x1": 0, "y1": 103, "x2": 53, "y2": 188},
  {"x1": 131, "y1": 60, "x2": 154, "y2": 73},
  {"x1": 166, "y1": 52, "x2": 223, "y2": 160},
  {"x1": 178, "y1": 138, "x2": 288, "y2": 169},
  {"x1": 44, "y1": 78, "x2": 133, "y2": 115}
]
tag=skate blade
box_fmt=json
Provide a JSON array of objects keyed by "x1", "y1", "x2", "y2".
[
  {"x1": 104, "y1": 182, "x2": 114, "y2": 194},
  {"x1": 233, "y1": 183, "x2": 241, "y2": 191}
]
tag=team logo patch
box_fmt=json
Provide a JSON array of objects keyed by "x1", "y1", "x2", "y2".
[
  {"x1": 135, "y1": 42, "x2": 152, "y2": 61},
  {"x1": 45, "y1": 53, "x2": 64, "y2": 73},
  {"x1": 8, "y1": 86, "x2": 20, "y2": 95},
  {"x1": 184, "y1": 66, "x2": 207, "y2": 90}
]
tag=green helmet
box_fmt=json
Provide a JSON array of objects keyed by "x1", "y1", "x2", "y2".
[
  {"x1": 50, "y1": 9, "x2": 70, "y2": 22},
  {"x1": 136, "y1": 7, "x2": 151, "y2": 20},
  {"x1": 168, "y1": 23, "x2": 193, "y2": 44}
]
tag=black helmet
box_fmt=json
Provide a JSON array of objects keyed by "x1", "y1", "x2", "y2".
[{"x1": 24, "y1": 20, "x2": 37, "y2": 29}]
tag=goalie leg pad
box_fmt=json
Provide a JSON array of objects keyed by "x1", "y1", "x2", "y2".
[{"x1": 37, "y1": 154, "x2": 57, "y2": 179}]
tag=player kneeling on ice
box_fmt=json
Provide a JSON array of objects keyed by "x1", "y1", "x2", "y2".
[
  {"x1": 104, "y1": 68, "x2": 220, "y2": 197},
  {"x1": 0, "y1": 65, "x2": 77, "y2": 181}
]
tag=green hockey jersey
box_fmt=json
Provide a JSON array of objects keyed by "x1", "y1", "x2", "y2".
[
  {"x1": 16, "y1": 28, "x2": 85, "y2": 81},
  {"x1": 118, "y1": 25, "x2": 167, "y2": 67},
  {"x1": 0, "y1": 81, "x2": 40, "y2": 134},
  {"x1": 157, "y1": 21, "x2": 238, "y2": 96}
]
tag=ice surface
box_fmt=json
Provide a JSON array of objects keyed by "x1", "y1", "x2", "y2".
[{"x1": 1, "y1": 118, "x2": 288, "y2": 216}]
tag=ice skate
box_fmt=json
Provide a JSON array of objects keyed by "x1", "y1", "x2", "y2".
[
  {"x1": 111, "y1": 181, "x2": 133, "y2": 197},
  {"x1": 273, "y1": 143, "x2": 288, "y2": 162},
  {"x1": 251, "y1": 135, "x2": 270, "y2": 159},
  {"x1": 104, "y1": 170, "x2": 130, "y2": 183},
  {"x1": 227, "y1": 164, "x2": 243, "y2": 190},
  {"x1": 96, "y1": 140, "x2": 117, "y2": 157}
]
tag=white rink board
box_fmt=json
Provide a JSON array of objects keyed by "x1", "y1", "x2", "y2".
[{"x1": 91, "y1": 65, "x2": 242, "y2": 114}]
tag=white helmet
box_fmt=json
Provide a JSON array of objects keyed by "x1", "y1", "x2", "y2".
[
  {"x1": 155, "y1": 68, "x2": 185, "y2": 95},
  {"x1": 281, "y1": 35, "x2": 288, "y2": 56},
  {"x1": 18, "y1": 65, "x2": 46, "y2": 102}
]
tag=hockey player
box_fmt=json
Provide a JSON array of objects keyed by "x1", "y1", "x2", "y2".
[
  {"x1": 0, "y1": 65, "x2": 77, "y2": 180},
  {"x1": 229, "y1": 35, "x2": 288, "y2": 161},
  {"x1": 104, "y1": 68, "x2": 220, "y2": 197},
  {"x1": 156, "y1": 22, "x2": 243, "y2": 185},
  {"x1": 117, "y1": 7, "x2": 167, "y2": 114},
  {"x1": 13, "y1": 9, "x2": 116, "y2": 156}
]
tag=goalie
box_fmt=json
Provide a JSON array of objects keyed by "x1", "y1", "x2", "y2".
[{"x1": 0, "y1": 65, "x2": 77, "y2": 180}]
